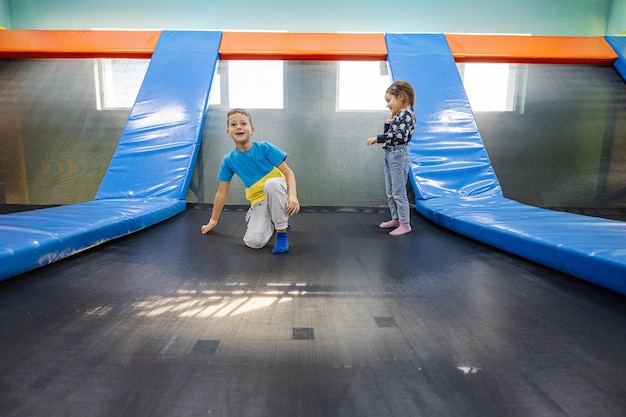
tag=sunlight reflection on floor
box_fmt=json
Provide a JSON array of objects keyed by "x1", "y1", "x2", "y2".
[{"x1": 131, "y1": 282, "x2": 308, "y2": 318}]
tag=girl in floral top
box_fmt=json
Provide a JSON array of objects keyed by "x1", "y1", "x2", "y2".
[{"x1": 366, "y1": 80, "x2": 416, "y2": 236}]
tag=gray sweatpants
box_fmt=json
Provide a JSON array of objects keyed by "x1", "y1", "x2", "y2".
[{"x1": 243, "y1": 177, "x2": 289, "y2": 249}]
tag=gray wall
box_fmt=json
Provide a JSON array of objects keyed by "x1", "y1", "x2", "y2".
[
  {"x1": 3, "y1": 0, "x2": 624, "y2": 36},
  {"x1": 608, "y1": 0, "x2": 626, "y2": 35}
]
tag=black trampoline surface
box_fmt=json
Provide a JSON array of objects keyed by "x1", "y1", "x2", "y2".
[{"x1": 1, "y1": 207, "x2": 626, "y2": 417}]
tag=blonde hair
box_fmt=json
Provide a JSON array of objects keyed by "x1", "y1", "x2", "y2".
[
  {"x1": 386, "y1": 80, "x2": 415, "y2": 110},
  {"x1": 227, "y1": 108, "x2": 253, "y2": 126}
]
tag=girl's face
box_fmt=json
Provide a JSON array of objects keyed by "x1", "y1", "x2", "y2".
[
  {"x1": 385, "y1": 92, "x2": 406, "y2": 115},
  {"x1": 226, "y1": 113, "x2": 255, "y2": 148}
]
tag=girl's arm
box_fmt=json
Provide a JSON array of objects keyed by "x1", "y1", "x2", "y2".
[
  {"x1": 366, "y1": 112, "x2": 395, "y2": 145},
  {"x1": 386, "y1": 108, "x2": 414, "y2": 144}
]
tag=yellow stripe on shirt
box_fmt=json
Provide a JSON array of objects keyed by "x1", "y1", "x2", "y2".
[{"x1": 245, "y1": 167, "x2": 286, "y2": 205}]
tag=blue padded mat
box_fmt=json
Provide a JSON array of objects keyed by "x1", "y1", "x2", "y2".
[
  {"x1": 385, "y1": 33, "x2": 502, "y2": 200},
  {"x1": 386, "y1": 33, "x2": 626, "y2": 295},
  {"x1": 0, "y1": 199, "x2": 185, "y2": 280},
  {"x1": 606, "y1": 36, "x2": 626, "y2": 81},
  {"x1": 96, "y1": 31, "x2": 222, "y2": 200},
  {"x1": 0, "y1": 31, "x2": 221, "y2": 282}
]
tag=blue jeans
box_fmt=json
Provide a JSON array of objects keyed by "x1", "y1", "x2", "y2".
[{"x1": 383, "y1": 145, "x2": 410, "y2": 224}]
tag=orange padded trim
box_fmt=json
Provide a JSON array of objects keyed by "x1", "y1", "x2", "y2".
[
  {"x1": 0, "y1": 30, "x2": 618, "y2": 64},
  {"x1": 0, "y1": 30, "x2": 160, "y2": 58},
  {"x1": 219, "y1": 32, "x2": 387, "y2": 60},
  {"x1": 446, "y1": 34, "x2": 618, "y2": 64}
]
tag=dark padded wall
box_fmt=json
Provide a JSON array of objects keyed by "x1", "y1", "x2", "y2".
[
  {"x1": 472, "y1": 64, "x2": 626, "y2": 216},
  {"x1": 0, "y1": 59, "x2": 133, "y2": 206},
  {"x1": 190, "y1": 60, "x2": 391, "y2": 208},
  {"x1": 2, "y1": 59, "x2": 626, "y2": 217}
]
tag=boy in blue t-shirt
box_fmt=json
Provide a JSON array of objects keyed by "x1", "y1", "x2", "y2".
[{"x1": 201, "y1": 108, "x2": 300, "y2": 253}]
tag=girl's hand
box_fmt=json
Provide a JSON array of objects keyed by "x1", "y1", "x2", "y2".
[
  {"x1": 386, "y1": 113, "x2": 396, "y2": 124},
  {"x1": 366, "y1": 137, "x2": 377, "y2": 146}
]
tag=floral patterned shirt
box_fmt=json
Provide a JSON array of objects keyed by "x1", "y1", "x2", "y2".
[{"x1": 376, "y1": 107, "x2": 416, "y2": 149}]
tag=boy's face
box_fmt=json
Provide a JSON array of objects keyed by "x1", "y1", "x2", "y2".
[{"x1": 226, "y1": 113, "x2": 255, "y2": 147}]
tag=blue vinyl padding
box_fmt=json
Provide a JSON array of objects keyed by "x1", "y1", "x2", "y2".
[
  {"x1": 0, "y1": 31, "x2": 221, "y2": 282},
  {"x1": 386, "y1": 33, "x2": 626, "y2": 295},
  {"x1": 96, "y1": 31, "x2": 221, "y2": 200},
  {"x1": 385, "y1": 34, "x2": 502, "y2": 201},
  {"x1": 605, "y1": 36, "x2": 626, "y2": 82},
  {"x1": 0, "y1": 199, "x2": 185, "y2": 280}
]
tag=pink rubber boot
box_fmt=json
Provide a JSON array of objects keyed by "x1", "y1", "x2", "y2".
[
  {"x1": 389, "y1": 223, "x2": 411, "y2": 236},
  {"x1": 379, "y1": 219, "x2": 400, "y2": 229}
]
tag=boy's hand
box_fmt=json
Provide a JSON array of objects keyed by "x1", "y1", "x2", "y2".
[
  {"x1": 201, "y1": 219, "x2": 217, "y2": 234},
  {"x1": 286, "y1": 196, "x2": 300, "y2": 215}
]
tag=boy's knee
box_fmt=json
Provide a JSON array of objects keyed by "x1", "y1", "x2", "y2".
[
  {"x1": 264, "y1": 178, "x2": 286, "y2": 194},
  {"x1": 244, "y1": 233, "x2": 269, "y2": 249}
]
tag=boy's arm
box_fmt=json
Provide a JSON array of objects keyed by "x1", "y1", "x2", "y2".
[
  {"x1": 201, "y1": 181, "x2": 230, "y2": 234},
  {"x1": 277, "y1": 161, "x2": 300, "y2": 215}
]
